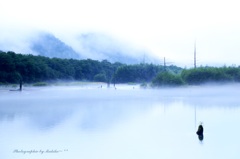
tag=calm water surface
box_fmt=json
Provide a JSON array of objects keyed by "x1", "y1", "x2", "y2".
[{"x1": 0, "y1": 84, "x2": 240, "y2": 159}]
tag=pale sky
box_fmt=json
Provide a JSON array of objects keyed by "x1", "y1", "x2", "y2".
[{"x1": 0, "y1": 0, "x2": 240, "y2": 67}]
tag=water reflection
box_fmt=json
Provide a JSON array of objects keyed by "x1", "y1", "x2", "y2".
[
  {"x1": 198, "y1": 134, "x2": 204, "y2": 141},
  {"x1": 1, "y1": 85, "x2": 240, "y2": 159}
]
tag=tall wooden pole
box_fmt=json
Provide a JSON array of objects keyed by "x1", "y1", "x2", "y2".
[
  {"x1": 164, "y1": 57, "x2": 166, "y2": 71},
  {"x1": 194, "y1": 39, "x2": 197, "y2": 68}
]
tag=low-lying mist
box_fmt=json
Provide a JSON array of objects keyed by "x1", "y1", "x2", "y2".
[
  {"x1": 1, "y1": 83, "x2": 240, "y2": 159},
  {"x1": 1, "y1": 83, "x2": 240, "y2": 122}
]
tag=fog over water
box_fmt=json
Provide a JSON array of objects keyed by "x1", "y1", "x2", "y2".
[{"x1": 0, "y1": 84, "x2": 240, "y2": 159}]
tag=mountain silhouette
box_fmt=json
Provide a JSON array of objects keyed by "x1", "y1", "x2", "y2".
[{"x1": 31, "y1": 33, "x2": 81, "y2": 59}]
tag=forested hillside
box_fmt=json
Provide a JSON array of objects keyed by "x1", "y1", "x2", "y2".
[
  {"x1": 2, "y1": 51, "x2": 239, "y2": 86},
  {"x1": 0, "y1": 51, "x2": 181, "y2": 84},
  {"x1": 181, "y1": 66, "x2": 240, "y2": 84},
  {"x1": 151, "y1": 66, "x2": 240, "y2": 87}
]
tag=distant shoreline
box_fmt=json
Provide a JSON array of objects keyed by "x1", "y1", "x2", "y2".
[{"x1": 0, "y1": 81, "x2": 142, "y2": 89}]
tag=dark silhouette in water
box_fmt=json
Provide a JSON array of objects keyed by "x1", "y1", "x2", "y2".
[
  {"x1": 198, "y1": 134, "x2": 204, "y2": 141},
  {"x1": 19, "y1": 79, "x2": 22, "y2": 91},
  {"x1": 196, "y1": 124, "x2": 203, "y2": 135},
  {"x1": 9, "y1": 79, "x2": 23, "y2": 91},
  {"x1": 196, "y1": 124, "x2": 204, "y2": 141}
]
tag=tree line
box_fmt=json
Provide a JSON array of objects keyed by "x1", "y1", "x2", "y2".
[
  {"x1": 0, "y1": 51, "x2": 181, "y2": 85},
  {"x1": 152, "y1": 66, "x2": 240, "y2": 87},
  {"x1": 2, "y1": 51, "x2": 239, "y2": 86}
]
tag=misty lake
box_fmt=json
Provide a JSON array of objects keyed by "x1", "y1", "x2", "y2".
[{"x1": 1, "y1": 84, "x2": 240, "y2": 159}]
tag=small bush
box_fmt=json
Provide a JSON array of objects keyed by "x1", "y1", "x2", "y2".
[
  {"x1": 152, "y1": 72, "x2": 184, "y2": 87},
  {"x1": 94, "y1": 73, "x2": 107, "y2": 82},
  {"x1": 32, "y1": 82, "x2": 48, "y2": 86},
  {"x1": 140, "y1": 82, "x2": 148, "y2": 88}
]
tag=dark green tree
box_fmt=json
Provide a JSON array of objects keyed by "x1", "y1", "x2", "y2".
[{"x1": 152, "y1": 72, "x2": 184, "y2": 87}]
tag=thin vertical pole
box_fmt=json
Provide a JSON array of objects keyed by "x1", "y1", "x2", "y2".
[
  {"x1": 164, "y1": 57, "x2": 166, "y2": 71},
  {"x1": 194, "y1": 39, "x2": 196, "y2": 68}
]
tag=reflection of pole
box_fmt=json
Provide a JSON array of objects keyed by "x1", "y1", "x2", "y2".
[
  {"x1": 194, "y1": 105, "x2": 196, "y2": 129},
  {"x1": 164, "y1": 103, "x2": 166, "y2": 114}
]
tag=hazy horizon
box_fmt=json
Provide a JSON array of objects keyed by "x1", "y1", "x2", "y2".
[{"x1": 1, "y1": 0, "x2": 240, "y2": 67}]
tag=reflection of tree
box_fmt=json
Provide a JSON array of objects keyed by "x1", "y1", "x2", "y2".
[
  {"x1": 0, "y1": 112, "x2": 15, "y2": 120},
  {"x1": 198, "y1": 134, "x2": 204, "y2": 141},
  {"x1": 0, "y1": 110, "x2": 70, "y2": 130}
]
